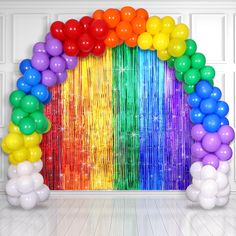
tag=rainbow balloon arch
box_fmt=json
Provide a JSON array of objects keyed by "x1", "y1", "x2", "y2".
[{"x1": 1, "y1": 7, "x2": 235, "y2": 210}]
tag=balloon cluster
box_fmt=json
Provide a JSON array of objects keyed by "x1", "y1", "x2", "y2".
[
  {"x1": 186, "y1": 161, "x2": 230, "y2": 209},
  {"x1": 6, "y1": 160, "x2": 49, "y2": 210}
]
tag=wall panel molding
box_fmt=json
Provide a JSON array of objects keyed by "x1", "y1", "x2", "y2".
[{"x1": 0, "y1": 15, "x2": 5, "y2": 63}]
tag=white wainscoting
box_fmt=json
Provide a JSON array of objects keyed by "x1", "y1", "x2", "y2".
[{"x1": 0, "y1": 0, "x2": 236, "y2": 192}]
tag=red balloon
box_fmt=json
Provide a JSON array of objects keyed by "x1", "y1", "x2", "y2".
[
  {"x1": 64, "y1": 19, "x2": 82, "y2": 39},
  {"x1": 80, "y1": 16, "x2": 93, "y2": 32},
  {"x1": 50, "y1": 21, "x2": 66, "y2": 41},
  {"x1": 92, "y1": 40, "x2": 106, "y2": 57},
  {"x1": 78, "y1": 50, "x2": 90, "y2": 58},
  {"x1": 89, "y1": 19, "x2": 109, "y2": 40},
  {"x1": 77, "y1": 33, "x2": 95, "y2": 53},
  {"x1": 63, "y1": 39, "x2": 79, "y2": 56}
]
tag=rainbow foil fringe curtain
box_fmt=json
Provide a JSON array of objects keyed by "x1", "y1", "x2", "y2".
[{"x1": 41, "y1": 44, "x2": 192, "y2": 190}]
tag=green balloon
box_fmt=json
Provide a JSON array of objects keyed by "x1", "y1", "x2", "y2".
[
  {"x1": 184, "y1": 84, "x2": 195, "y2": 94},
  {"x1": 175, "y1": 71, "x2": 184, "y2": 82},
  {"x1": 38, "y1": 102, "x2": 44, "y2": 113},
  {"x1": 19, "y1": 117, "x2": 36, "y2": 135},
  {"x1": 185, "y1": 39, "x2": 197, "y2": 56},
  {"x1": 209, "y1": 79, "x2": 214, "y2": 86},
  {"x1": 11, "y1": 108, "x2": 28, "y2": 125},
  {"x1": 20, "y1": 95, "x2": 39, "y2": 113},
  {"x1": 30, "y1": 111, "x2": 48, "y2": 132},
  {"x1": 191, "y1": 53, "x2": 206, "y2": 69},
  {"x1": 200, "y1": 66, "x2": 215, "y2": 81},
  {"x1": 184, "y1": 68, "x2": 201, "y2": 85},
  {"x1": 37, "y1": 119, "x2": 49, "y2": 134},
  {"x1": 167, "y1": 57, "x2": 175, "y2": 68},
  {"x1": 9, "y1": 90, "x2": 26, "y2": 107},
  {"x1": 174, "y1": 55, "x2": 191, "y2": 73}
]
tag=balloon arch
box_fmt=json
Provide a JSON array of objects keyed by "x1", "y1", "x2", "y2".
[{"x1": 1, "y1": 7, "x2": 234, "y2": 210}]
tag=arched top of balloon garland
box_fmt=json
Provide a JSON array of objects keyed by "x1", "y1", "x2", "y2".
[{"x1": 1, "y1": 6, "x2": 235, "y2": 210}]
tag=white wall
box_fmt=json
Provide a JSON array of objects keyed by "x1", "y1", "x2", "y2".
[{"x1": 0, "y1": 0, "x2": 236, "y2": 192}]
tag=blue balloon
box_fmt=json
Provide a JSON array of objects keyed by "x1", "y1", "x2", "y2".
[
  {"x1": 24, "y1": 68, "x2": 41, "y2": 86},
  {"x1": 203, "y1": 114, "x2": 221, "y2": 132},
  {"x1": 220, "y1": 117, "x2": 229, "y2": 126},
  {"x1": 187, "y1": 93, "x2": 201, "y2": 108},
  {"x1": 31, "y1": 84, "x2": 49, "y2": 103},
  {"x1": 16, "y1": 77, "x2": 32, "y2": 93},
  {"x1": 190, "y1": 108, "x2": 205, "y2": 124},
  {"x1": 216, "y1": 101, "x2": 229, "y2": 118},
  {"x1": 210, "y1": 87, "x2": 222, "y2": 101},
  {"x1": 196, "y1": 80, "x2": 213, "y2": 99},
  {"x1": 43, "y1": 91, "x2": 52, "y2": 104},
  {"x1": 200, "y1": 98, "x2": 217, "y2": 114},
  {"x1": 19, "y1": 59, "x2": 32, "y2": 74}
]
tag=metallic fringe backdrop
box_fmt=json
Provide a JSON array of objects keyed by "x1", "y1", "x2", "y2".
[{"x1": 41, "y1": 44, "x2": 192, "y2": 190}]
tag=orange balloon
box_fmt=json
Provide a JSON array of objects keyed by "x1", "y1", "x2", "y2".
[
  {"x1": 103, "y1": 8, "x2": 121, "y2": 28},
  {"x1": 92, "y1": 9, "x2": 104, "y2": 20},
  {"x1": 125, "y1": 33, "x2": 138, "y2": 47},
  {"x1": 121, "y1": 6, "x2": 136, "y2": 22},
  {"x1": 117, "y1": 38, "x2": 124, "y2": 46},
  {"x1": 131, "y1": 17, "x2": 146, "y2": 34},
  {"x1": 136, "y1": 8, "x2": 149, "y2": 20},
  {"x1": 104, "y1": 30, "x2": 119, "y2": 48},
  {"x1": 116, "y1": 21, "x2": 132, "y2": 40}
]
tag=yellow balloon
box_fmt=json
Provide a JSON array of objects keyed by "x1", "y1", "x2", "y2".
[
  {"x1": 153, "y1": 33, "x2": 169, "y2": 50},
  {"x1": 157, "y1": 49, "x2": 171, "y2": 61},
  {"x1": 28, "y1": 146, "x2": 42, "y2": 162},
  {"x1": 146, "y1": 16, "x2": 162, "y2": 35},
  {"x1": 1, "y1": 139, "x2": 12, "y2": 154},
  {"x1": 137, "y1": 32, "x2": 153, "y2": 50},
  {"x1": 9, "y1": 154, "x2": 18, "y2": 165},
  {"x1": 12, "y1": 147, "x2": 29, "y2": 162},
  {"x1": 162, "y1": 16, "x2": 175, "y2": 33},
  {"x1": 45, "y1": 119, "x2": 52, "y2": 133},
  {"x1": 8, "y1": 122, "x2": 21, "y2": 134},
  {"x1": 168, "y1": 39, "x2": 186, "y2": 57},
  {"x1": 5, "y1": 133, "x2": 24, "y2": 151},
  {"x1": 24, "y1": 132, "x2": 42, "y2": 148},
  {"x1": 171, "y1": 23, "x2": 189, "y2": 40}
]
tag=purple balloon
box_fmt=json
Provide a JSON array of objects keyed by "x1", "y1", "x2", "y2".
[
  {"x1": 202, "y1": 154, "x2": 219, "y2": 168},
  {"x1": 42, "y1": 70, "x2": 57, "y2": 87},
  {"x1": 50, "y1": 56, "x2": 66, "y2": 73},
  {"x1": 56, "y1": 70, "x2": 68, "y2": 84},
  {"x1": 191, "y1": 142, "x2": 208, "y2": 159},
  {"x1": 191, "y1": 124, "x2": 206, "y2": 141},
  {"x1": 218, "y1": 125, "x2": 235, "y2": 144},
  {"x1": 62, "y1": 54, "x2": 78, "y2": 70},
  {"x1": 215, "y1": 144, "x2": 232, "y2": 161},
  {"x1": 45, "y1": 32, "x2": 53, "y2": 42},
  {"x1": 31, "y1": 52, "x2": 49, "y2": 71},
  {"x1": 33, "y1": 42, "x2": 47, "y2": 54},
  {"x1": 46, "y1": 38, "x2": 63, "y2": 56},
  {"x1": 202, "y1": 133, "x2": 221, "y2": 152}
]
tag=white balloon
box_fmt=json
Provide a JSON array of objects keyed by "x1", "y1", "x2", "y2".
[
  {"x1": 8, "y1": 165, "x2": 18, "y2": 179},
  {"x1": 20, "y1": 191, "x2": 38, "y2": 210},
  {"x1": 190, "y1": 162, "x2": 203, "y2": 179},
  {"x1": 16, "y1": 176, "x2": 34, "y2": 194},
  {"x1": 192, "y1": 178, "x2": 202, "y2": 189},
  {"x1": 200, "y1": 179, "x2": 218, "y2": 197},
  {"x1": 186, "y1": 184, "x2": 200, "y2": 202},
  {"x1": 216, "y1": 171, "x2": 228, "y2": 190},
  {"x1": 201, "y1": 165, "x2": 217, "y2": 180},
  {"x1": 32, "y1": 173, "x2": 44, "y2": 190},
  {"x1": 33, "y1": 160, "x2": 43, "y2": 173},
  {"x1": 216, "y1": 196, "x2": 229, "y2": 207},
  {"x1": 217, "y1": 185, "x2": 230, "y2": 197},
  {"x1": 218, "y1": 161, "x2": 230, "y2": 174},
  {"x1": 199, "y1": 194, "x2": 216, "y2": 210},
  {"x1": 6, "y1": 179, "x2": 20, "y2": 197},
  {"x1": 7, "y1": 196, "x2": 20, "y2": 206},
  {"x1": 36, "y1": 184, "x2": 50, "y2": 202},
  {"x1": 17, "y1": 161, "x2": 34, "y2": 176}
]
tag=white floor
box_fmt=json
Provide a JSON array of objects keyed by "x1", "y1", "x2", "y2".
[{"x1": 0, "y1": 194, "x2": 236, "y2": 236}]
